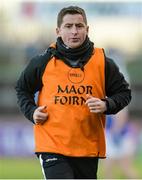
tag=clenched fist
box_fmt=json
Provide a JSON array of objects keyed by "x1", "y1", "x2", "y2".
[
  {"x1": 85, "y1": 94, "x2": 106, "y2": 113},
  {"x1": 33, "y1": 106, "x2": 48, "y2": 125}
]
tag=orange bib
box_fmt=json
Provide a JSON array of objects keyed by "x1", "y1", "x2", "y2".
[{"x1": 34, "y1": 48, "x2": 106, "y2": 157}]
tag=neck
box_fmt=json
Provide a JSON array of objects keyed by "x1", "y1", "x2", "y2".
[{"x1": 53, "y1": 36, "x2": 94, "y2": 68}]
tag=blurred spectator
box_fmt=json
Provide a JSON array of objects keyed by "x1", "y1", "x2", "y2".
[
  {"x1": 102, "y1": 48, "x2": 140, "y2": 179},
  {"x1": 104, "y1": 110, "x2": 140, "y2": 179}
]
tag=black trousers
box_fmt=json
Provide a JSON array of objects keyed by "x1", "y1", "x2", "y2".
[{"x1": 39, "y1": 153, "x2": 99, "y2": 179}]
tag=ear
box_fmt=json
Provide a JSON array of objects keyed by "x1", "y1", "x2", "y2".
[
  {"x1": 56, "y1": 27, "x2": 60, "y2": 37},
  {"x1": 86, "y1": 26, "x2": 89, "y2": 34}
]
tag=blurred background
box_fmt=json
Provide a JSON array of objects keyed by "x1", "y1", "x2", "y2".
[{"x1": 0, "y1": 0, "x2": 142, "y2": 179}]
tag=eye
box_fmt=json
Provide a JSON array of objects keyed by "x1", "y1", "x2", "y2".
[
  {"x1": 65, "y1": 24, "x2": 72, "y2": 28},
  {"x1": 77, "y1": 25, "x2": 83, "y2": 27},
  {"x1": 76, "y1": 24, "x2": 85, "y2": 29}
]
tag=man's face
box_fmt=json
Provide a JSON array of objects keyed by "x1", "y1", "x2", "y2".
[{"x1": 56, "y1": 14, "x2": 89, "y2": 48}]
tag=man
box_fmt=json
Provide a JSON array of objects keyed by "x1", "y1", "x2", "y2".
[{"x1": 15, "y1": 6, "x2": 131, "y2": 179}]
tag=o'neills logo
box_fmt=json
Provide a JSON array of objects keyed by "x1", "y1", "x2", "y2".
[{"x1": 68, "y1": 68, "x2": 85, "y2": 84}]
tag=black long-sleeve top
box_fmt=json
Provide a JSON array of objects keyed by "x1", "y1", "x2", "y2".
[{"x1": 15, "y1": 49, "x2": 131, "y2": 123}]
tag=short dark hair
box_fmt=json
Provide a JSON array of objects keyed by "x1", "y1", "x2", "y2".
[{"x1": 57, "y1": 6, "x2": 87, "y2": 27}]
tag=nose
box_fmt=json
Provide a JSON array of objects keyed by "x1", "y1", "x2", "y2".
[{"x1": 71, "y1": 26, "x2": 78, "y2": 34}]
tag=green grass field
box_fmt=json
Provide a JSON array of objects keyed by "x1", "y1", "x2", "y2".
[
  {"x1": 98, "y1": 155, "x2": 142, "y2": 179},
  {"x1": 0, "y1": 157, "x2": 43, "y2": 179},
  {"x1": 0, "y1": 155, "x2": 142, "y2": 179}
]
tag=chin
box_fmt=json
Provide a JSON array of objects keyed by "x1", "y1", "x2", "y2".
[{"x1": 69, "y1": 43, "x2": 81, "y2": 49}]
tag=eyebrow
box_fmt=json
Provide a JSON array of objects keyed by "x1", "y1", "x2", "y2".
[{"x1": 65, "y1": 23, "x2": 85, "y2": 26}]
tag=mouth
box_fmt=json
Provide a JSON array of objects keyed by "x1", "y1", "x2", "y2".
[{"x1": 70, "y1": 38, "x2": 80, "y2": 42}]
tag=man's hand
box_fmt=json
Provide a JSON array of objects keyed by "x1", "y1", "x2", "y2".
[
  {"x1": 33, "y1": 106, "x2": 48, "y2": 125},
  {"x1": 85, "y1": 94, "x2": 107, "y2": 113}
]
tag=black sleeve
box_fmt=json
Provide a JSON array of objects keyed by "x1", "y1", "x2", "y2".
[
  {"x1": 15, "y1": 50, "x2": 51, "y2": 123},
  {"x1": 15, "y1": 56, "x2": 42, "y2": 123},
  {"x1": 104, "y1": 57, "x2": 131, "y2": 114}
]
